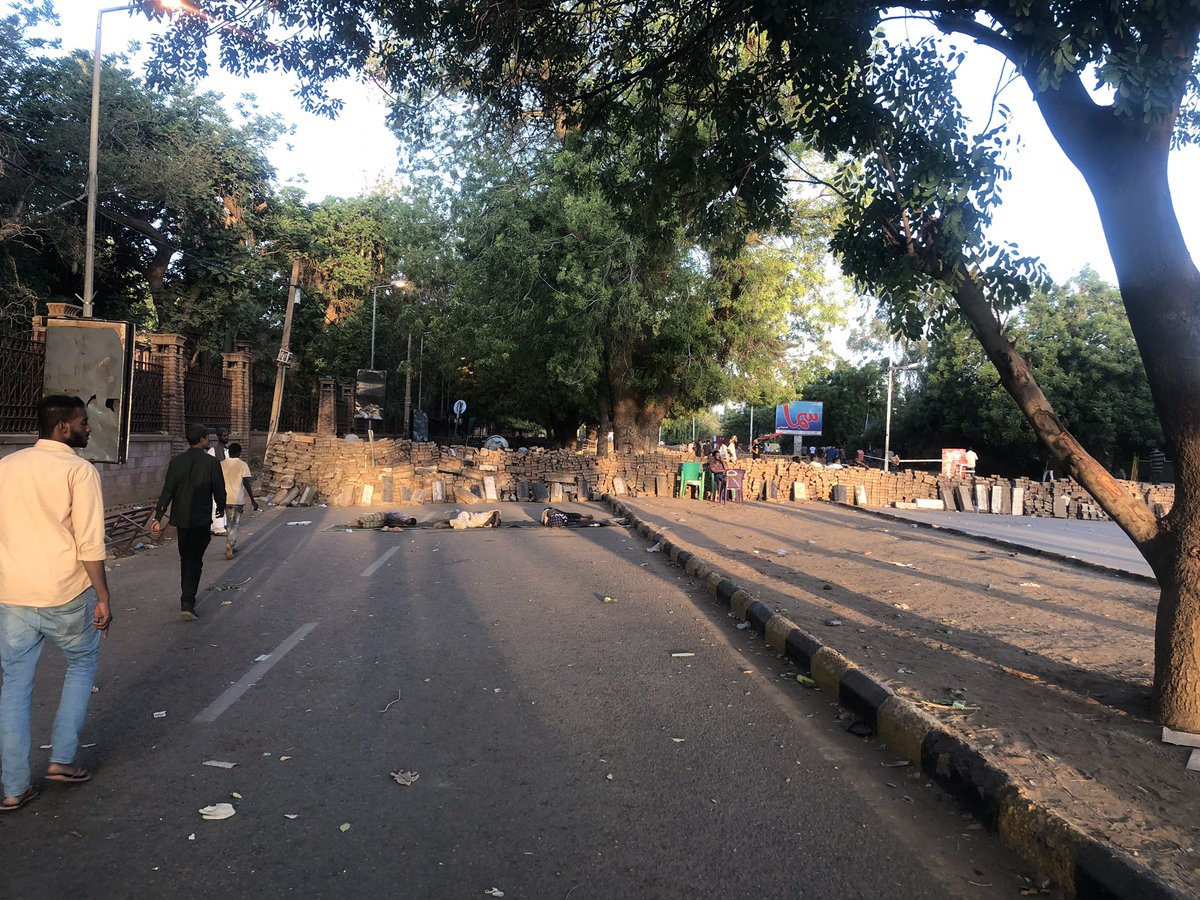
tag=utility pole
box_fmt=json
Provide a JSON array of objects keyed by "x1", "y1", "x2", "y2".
[
  {"x1": 267, "y1": 259, "x2": 302, "y2": 446},
  {"x1": 403, "y1": 331, "x2": 413, "y2": 440}
]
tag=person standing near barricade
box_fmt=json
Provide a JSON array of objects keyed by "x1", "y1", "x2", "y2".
[
  {"x1": 0, "y1": 395, "x2": 112, "y2": 812},
  {"x1": 1148, "y1": 448, "x2": 1166, "y2": 485},
  {"x1": 220, "y1": 442, "x2": 259, "y2": 560},
  {"x1": 151, "y1": 424, "x2": 226, "y2": 621}
]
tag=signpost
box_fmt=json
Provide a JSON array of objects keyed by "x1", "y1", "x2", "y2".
[{"x1": 453, "y1": 399, "x2": 466, "y2": 439}]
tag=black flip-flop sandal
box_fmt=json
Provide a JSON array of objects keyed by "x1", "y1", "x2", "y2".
[
  {"x1": 45, "y1": 767, "x2": 91, "y2": 784},
  {"x1": 0, "y1": 785, "x2": 40, "y2": 811}
]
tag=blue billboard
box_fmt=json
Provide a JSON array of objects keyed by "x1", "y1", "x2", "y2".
[{"x1": 775, "y1": 401, "x2": 823, "y2": 436}]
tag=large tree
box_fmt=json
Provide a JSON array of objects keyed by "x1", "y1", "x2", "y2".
[{"x1": 144, "y1": 2, "x2": 1200, "y2": 727}]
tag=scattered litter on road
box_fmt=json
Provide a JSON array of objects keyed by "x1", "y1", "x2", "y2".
[
  {"x1": 776, "y1": 550, "x2": 788, "y2": 557},
  {"x1": 379, "y1": 691, "x2": 402, "y2": 713},
  {"x1": 391, "y1": 770, "x2": 419, "y2": 786},
  {"x1": 339, "y1": 823, "x2": 351, "y2": 832},
  {"x1": 888, "y1": 561, "x2": 916, "y2": 568},
  {"x1": 484, "y1": 890, "x2": 505, "y2": 898},
  {"x1": 897, "y1": 667, "x2": 913, "y2": 674},
  {"x1": 210, "y1": 577, "x2": 251, "y2": 592},
  {"x1": 647, "y1": 543, "x2": 663, "y2": 553},
  {"x1": 202, "y1": 760, "x2": 237, "y2": 769},
  {"x1": 602, "y1": 596, "x2": 619, "y2": 604},
  {"x1": 254, "y1": 654, "x2": 270, "y2": 662},
  {"x1": 82, "y1": 743, "x2": 96, "y2": 749},
  {"x1": 1019, "y1": 582, "x2": 1041, "y2": 588},
  {"x1": 605, "y1": 774, "x2": 613, "y2": 781},
  {"x1": 672, "y1": 738, "x2": 685, "y2": 743},
  {"x1": 735, "y1": 622, "x2": 750, "y2": 630},
  {"x1": 279, "y1": 755, "x2": 292, "y2": 761},
  {"x1": 823, "y1": 619, "x2": 843, "y2": 627},
  {"x1": 188, "y1": 833, "x2": 195, "y2": 841},
  {"x1": 198, "y1": 803, "x2": 236, "y2": 821},
  {"x1": 286, "y1": 521, "x2": 312, "y2": 526},
  {"x1": 795, "y1": 674, "x2": 816, "y2": 687},
  {"x1": 893, "y1": 603, "x2": 910, "y2": 610},
  {"x1": 821, "y1": 584, "x2": 832, "y2": 591},
  {"x1": 284, "y1": 814, "x2": 298, "y2": 820},
  {"x1": 153, "y1": 710, "x2": 166, "y2": 718},
  {"x1": 231, "y1": 792, "x2": 242, "y2": 799},
  {"x1": 39, "y1": 744, "x2": 51, "y2": 749},
  {"x1": 670, "y1": 651, "x2": 695, "y2": 658},
  {"x1": 221, "y1": 600, "x2": 233, "y2": 605},
  {"x1": 881, "y1": 760, "x2": 910, "y2": 768}
]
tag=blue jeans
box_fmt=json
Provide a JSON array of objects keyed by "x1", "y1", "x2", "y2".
[{"x1": 0, "y1": 589, "x2": 101, "y2": 797}]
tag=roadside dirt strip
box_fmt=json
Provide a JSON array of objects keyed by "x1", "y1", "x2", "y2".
[{"x1": 605, "y1": 496, "x2": 1197, "y2": 898}]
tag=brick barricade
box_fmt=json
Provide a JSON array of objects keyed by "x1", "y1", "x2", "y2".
[{"x1": 260, "y1": 434, "x2": 1175, "y2": 518}]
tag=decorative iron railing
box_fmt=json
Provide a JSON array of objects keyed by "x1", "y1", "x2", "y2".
[
  {"x1": 184, "y1": 366, "x2": 232, "y2": 430},
  {"x1": 131, "y1": 360, "x2": 165, "y2": 433},
  {"x1": 0, "y1": 335, "x2": 45, "y2": 434}
]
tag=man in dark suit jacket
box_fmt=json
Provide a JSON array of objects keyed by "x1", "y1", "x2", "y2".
[{"x1": 151, "y1": 424, "x2": 226, "y2": 621}]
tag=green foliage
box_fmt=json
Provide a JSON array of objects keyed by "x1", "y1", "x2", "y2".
[{"x1": 901, "y1": 268, "x2": 1163, "y2": 472}]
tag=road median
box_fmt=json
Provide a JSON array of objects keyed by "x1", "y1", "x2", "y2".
[{"x1": 606, "y1": 495, "x2": 1193, "y2": 899}]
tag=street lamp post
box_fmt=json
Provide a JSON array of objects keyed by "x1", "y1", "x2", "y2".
[
  {"x1": 84, "y1": 1, "x2": 183, "y2": 318},
  {"x1": 369, "y1": 277, "x2": 408, "y2": 370},
  {"x1": 884, "y1": 361, "x2": 920, "y2": 472}
]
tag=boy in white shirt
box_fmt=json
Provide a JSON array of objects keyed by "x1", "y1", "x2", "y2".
[{"x1": 220, "y1": 442, "x2": 259, "y2": 559}]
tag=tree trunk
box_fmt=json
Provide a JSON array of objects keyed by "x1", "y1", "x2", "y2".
[
  {"x1": 980, "y1": 72, "x2": 1200, "y2": 726},
  {"x1": 549, "y1": 419, "x2": 579, "y2": 450},
  {"x1": 610, "y1": 387, "x2": 666, "y2": 454},
  {"x1": 597, "y1": 393, "x2": 611, "y2": 458},
  {"x1": 1031, "y1": 98, "x2": 1200, "y2": 728}
]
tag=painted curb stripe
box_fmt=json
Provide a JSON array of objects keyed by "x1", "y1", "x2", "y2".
[
  {"x1": 784, "y1": 629, "x2": 822, "y2": 672},
  {"x1": 745, "y1": 600, "x2": 774, "y2": 636},
  {"x1": 839, "y1": 668, "x2": 892, "y2": 732},
  {"x1": 920, "y1": 729, "x2": 1013, "y2": 828}
]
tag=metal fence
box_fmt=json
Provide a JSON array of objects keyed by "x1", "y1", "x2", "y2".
[
  {"x1": 0, "y1": 334, "x2": 45, "y2": 433},
  {"x1": 184, "y1": 366, "x2": 232, "y2": 430},
  {"x1": 131, "y1": 360, "x2": 165, "y2": 433}
]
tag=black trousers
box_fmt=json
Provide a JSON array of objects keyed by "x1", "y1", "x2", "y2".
[{"x1": 175, "y1": 525, "x2": 212, "y2": 610}]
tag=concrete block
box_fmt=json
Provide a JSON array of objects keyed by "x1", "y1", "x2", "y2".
[
  {"x1": 792, "y1": 482, "x2": 808, "y2": 501},
  {"x1": 954, "y1": 485, "x2": 974, "y2": 512},
  {"x1": 854, "y1": 484, "x2": 868, "y2": 506},
  {"x1": 360, "y1": 484, "x2": 374, "y2": 506},
  {"x1": 1053, "y1": 494, "x2": 1069, "y2": 518},
  {"x1": 974, "y1": 484, "x2": 990, "y2": 512},
  {"x1": 915, "y1": 498, "x2": 944, "y2": 510},
  {"x1": 483, "y1": 475, "x2": 498, "y2": 501},
  {"x1": 549, "y1": 482, "x2": 563, "y2": 503},
  {"x1": 381, "y1": 475, "x2": 394, "y2": 503},
  {"x1": 612, "y1": 477, "x2": 627, "y2": 495},
  {"x1": 432, "y1": 480, "x2": 445, "y2": 503},
  {"x1": 990, "y1": 485, "x2": 1004, "y2": 514}
]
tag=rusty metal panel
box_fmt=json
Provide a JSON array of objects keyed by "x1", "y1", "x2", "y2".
[{"x1": 43, "y1": 320, "x2": 134, "y2": 463}]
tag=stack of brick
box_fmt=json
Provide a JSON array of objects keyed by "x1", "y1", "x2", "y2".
[{"x1": 259, "y1": 434, "x2": 1175, "y2": 518}]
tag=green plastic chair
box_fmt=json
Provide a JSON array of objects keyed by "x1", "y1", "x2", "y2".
[{"x1": 679, "y1": 461, "x2": 705, "y2": 499}]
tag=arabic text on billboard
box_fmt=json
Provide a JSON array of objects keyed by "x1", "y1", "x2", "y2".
[{"x1": 775, "y1": 401, "x2": 823, "y2": 436}]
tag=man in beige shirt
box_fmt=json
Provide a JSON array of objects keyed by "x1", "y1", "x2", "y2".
[{"x1": 0, "y1": 395, "x2": 113, "y2": 812}]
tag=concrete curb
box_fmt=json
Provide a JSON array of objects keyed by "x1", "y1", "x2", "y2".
[
  {"x1": 846, "y1": 504, "x2": 1156, "y2": 586},
  {"x1": 606, "y1": 496, "x2": 1183, "y2": 900}
]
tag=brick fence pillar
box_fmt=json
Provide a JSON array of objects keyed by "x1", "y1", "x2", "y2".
[
  {"x1": 339, "y1": 382, "x2": 355, "y2": 433},
  {"x1": 223, "y1": 342, "x2": 253, "y2": 440},
  {"x1": 317, "y1": 377, "x2": 337, "y2": 435},
  {"x1": 149, "y1": 333, "x2": 188, "y2": 451}
]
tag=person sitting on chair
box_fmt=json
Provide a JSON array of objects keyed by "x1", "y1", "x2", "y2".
[{"x1": 708, "y1": 448, "x2": 728, "y2": 502}]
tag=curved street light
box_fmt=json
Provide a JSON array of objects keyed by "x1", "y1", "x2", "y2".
[{"x1": 83, "y1": 0, "x2": 185, "y2": 317}]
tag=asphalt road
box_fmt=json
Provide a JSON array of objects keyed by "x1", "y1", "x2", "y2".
[
  {"x1": 870, "y1": 508, "x2": 1152, "y2": 578},
  {"x1": 6, "y1": 503, "x2": 1044, "y2": 898}
]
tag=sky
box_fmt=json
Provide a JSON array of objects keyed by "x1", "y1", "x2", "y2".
[{"x1": 35, "y1": 3, "x2": 1200, "y2": 285}]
